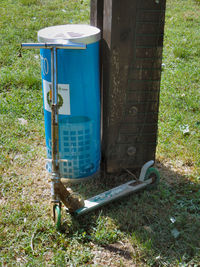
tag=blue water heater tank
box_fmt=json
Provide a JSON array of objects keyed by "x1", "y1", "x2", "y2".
[{"x1": 38, "y1": 24, "x2": 101, "y2": 181}]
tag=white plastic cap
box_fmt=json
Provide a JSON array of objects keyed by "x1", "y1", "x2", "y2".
[{"x1": 38, "y1": 24, "x2": 101, "y2": 44}]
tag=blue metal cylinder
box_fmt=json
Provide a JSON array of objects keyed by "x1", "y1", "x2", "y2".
[{"x1": 38, "y1": 25, "x2": 101, "y2": 181}]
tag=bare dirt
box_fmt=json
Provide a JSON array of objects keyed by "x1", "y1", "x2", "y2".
[{"x1": 91, "y1": 240, "x2": 137, "y2": 266}]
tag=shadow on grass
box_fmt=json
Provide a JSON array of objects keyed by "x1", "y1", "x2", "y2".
[{"x1": 65, "y1": 162, "x2": 200, "y2": 265}]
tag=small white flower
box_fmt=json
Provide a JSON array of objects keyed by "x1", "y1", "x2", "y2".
[
  {"x1": 180, "y1": 124, "x2": 190, "y2": 135},
  {"x1": 170, "y1": 217, "x2": 176, "y2": 223}
]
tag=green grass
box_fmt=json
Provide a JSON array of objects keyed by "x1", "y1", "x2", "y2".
[
  {"x1": 158, "y1": 0, "x2": 200, "y2": 180},
  {"x1": 0, "y1": 0, "x2": 200, "y2": 266}
]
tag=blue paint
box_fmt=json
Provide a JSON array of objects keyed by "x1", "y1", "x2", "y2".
[{"x1": 40, "y1": 41, "x2": 101, "y2": 179}]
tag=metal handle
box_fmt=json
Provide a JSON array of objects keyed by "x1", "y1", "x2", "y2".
[{"x1": 21, "y1": 40, "x2": 86, "y2": 50}]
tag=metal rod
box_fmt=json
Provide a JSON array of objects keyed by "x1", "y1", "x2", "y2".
[
  {"x1": 52, "y1": 47, "x2": 58, "y2": 106},
  {"x1": 50, "y1": 47, "x2": 60, "y2": 203},
  {"x1": 21, "y1": 42, "x2": 86, "y2": 50},
  {"x1": 51, "y1": 48, "x2": 59, "y2": 176}
]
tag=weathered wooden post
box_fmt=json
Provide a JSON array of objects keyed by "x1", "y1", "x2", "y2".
[
  {"x1": 91, "y1": 0, "x2": 166, "y2": 173},
  {"x1": 90, "y1": 0, "x2": 104, "y2": 30}
]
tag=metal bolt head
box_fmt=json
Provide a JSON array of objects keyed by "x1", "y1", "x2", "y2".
[
  {"x1": 128, "y1": 106, "x2": 138, "y2": 116},
  {"x1": 127, "y1": 146, "x2": 136, "y2": 156}
]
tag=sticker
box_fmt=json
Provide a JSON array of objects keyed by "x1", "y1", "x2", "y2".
[{"x1": 43, "y1": 80, "x2": 71, "y2": 115}]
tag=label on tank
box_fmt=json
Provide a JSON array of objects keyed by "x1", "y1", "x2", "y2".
[{"x1": 43, "y1": 79, "x2": 71, "y2": 115}]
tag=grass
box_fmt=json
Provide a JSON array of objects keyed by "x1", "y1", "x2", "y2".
[
  {"x1": 157, "y1": 0, "x2": 200, "y2": 180},
  {"x1": 0, "y1": 0, "x2": 200, "y2": 266}
]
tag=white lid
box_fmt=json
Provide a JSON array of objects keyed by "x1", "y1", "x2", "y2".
[{"x1": 38, "y1": 24, "x2": 100, "y2": 44}]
